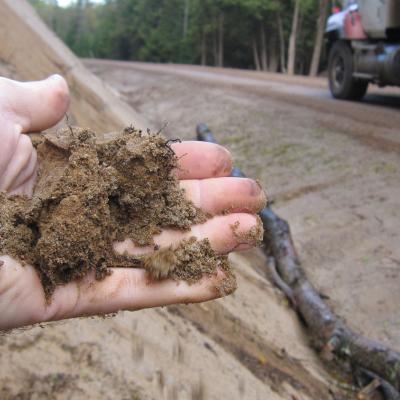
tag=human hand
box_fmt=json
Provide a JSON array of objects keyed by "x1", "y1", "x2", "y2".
[
  {"x1": 0, "y1": 75, "x2": 70, "y2": 196},
  {"x1": 0, "y1": 76, "x2": 266, "y2": 331}
]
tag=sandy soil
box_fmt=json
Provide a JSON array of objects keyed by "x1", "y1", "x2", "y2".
[{"x1": 84, "y1": 59, "x2": 400, "y2": 353}]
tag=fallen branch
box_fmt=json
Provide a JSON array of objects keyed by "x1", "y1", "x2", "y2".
[
  {"x1": 260, "y1": 207, "x2": 400, "y2": 398},
  {"x1": 196, "y1": 123, "x2": 400, "y2": 399}
]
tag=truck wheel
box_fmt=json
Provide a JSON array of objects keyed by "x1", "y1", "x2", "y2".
[{"x1": 328, "y1": 41, "x2": 368, "y2": 100}]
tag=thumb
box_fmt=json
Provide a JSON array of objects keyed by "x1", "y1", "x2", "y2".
[{"x1": 0, "y1": 74, "x2": 70, "y2": 133}]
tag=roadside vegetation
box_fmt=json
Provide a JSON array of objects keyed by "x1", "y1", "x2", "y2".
[{"x1": 30, "y1": 0, "x2": 332, "y2": 76}]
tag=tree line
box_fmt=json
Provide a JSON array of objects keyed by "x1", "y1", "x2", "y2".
[{"x1": 30, "y1": 0, "x2": 332, "y2": 76}]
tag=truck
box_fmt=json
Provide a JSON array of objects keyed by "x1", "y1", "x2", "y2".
[{"x1": 325, "y1": 0, "x2": 400, "y2": 100}]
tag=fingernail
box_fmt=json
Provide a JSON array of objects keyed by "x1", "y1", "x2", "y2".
[
  {"x1": 248, "y1": 179, "x2": 262, "y2": 196},
  {"x1": 219, "y1": 147, "x2": 233, "y2": 175}
]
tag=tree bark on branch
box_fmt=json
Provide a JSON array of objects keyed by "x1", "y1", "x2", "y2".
[{"x1": 259, "y1": 208, "x2": 400, "y2": 397}]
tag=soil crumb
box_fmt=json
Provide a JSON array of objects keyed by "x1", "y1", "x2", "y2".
[
  {"x1": 143, "y1": 237, "x2": 236, "y2": 295},
  {"x1": 0, "y1": 127, "x2": 234, "y2": 298}
]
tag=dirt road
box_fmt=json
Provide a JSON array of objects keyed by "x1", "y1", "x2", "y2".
[{"x1": 86, "y1": 59, "x2": 400, "y2": 353}]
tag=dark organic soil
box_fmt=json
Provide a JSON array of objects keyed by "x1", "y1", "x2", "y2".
[{"x1": 0, "y1": 127, "x2": 235, "y2": 298}]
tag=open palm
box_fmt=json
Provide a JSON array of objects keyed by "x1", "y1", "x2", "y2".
[{"x1": 0, "y1": 76, "x2": 266, "y2": 331}]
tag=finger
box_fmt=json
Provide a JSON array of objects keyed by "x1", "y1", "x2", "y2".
[
  {"x1": 180, "y1": 177, "x2": 266, "y2": 215},
  {"x1": 0, "y1": 257, "x2": 234, "y2": 330},
  {"x1": 114, "y1": 213, "x2": 262, "y2": 256},
  {"x1": 172, "y1": 141, "x2": 232, "y2": 180},
  {"x1": 0, "y1": 75, "x2": 70, "y2": 132},
  {"x1": 44, "y1": 268, "x2": 234, "y2": 322}
]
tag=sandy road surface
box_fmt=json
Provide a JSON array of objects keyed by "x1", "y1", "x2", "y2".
[{"x1": 86, "y1": 59, "x2": 400, "y2": 352}]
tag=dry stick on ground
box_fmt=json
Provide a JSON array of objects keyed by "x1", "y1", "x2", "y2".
[{"x1": 196, "y1": 123, "x2": 400, "y2": 400}]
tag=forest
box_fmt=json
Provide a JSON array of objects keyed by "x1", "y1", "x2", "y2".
[{"x1": 30, "y1": 0, "x2": 334, "y2": 76}]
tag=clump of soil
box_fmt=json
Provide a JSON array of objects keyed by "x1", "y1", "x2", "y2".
[{"x1": 0, "y1": 127, "x2": 235, "y2": 298}]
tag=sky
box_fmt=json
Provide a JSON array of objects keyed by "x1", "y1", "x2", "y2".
[{"x1": 57, "y1": 0, "x2": 104, "y2": 7}]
